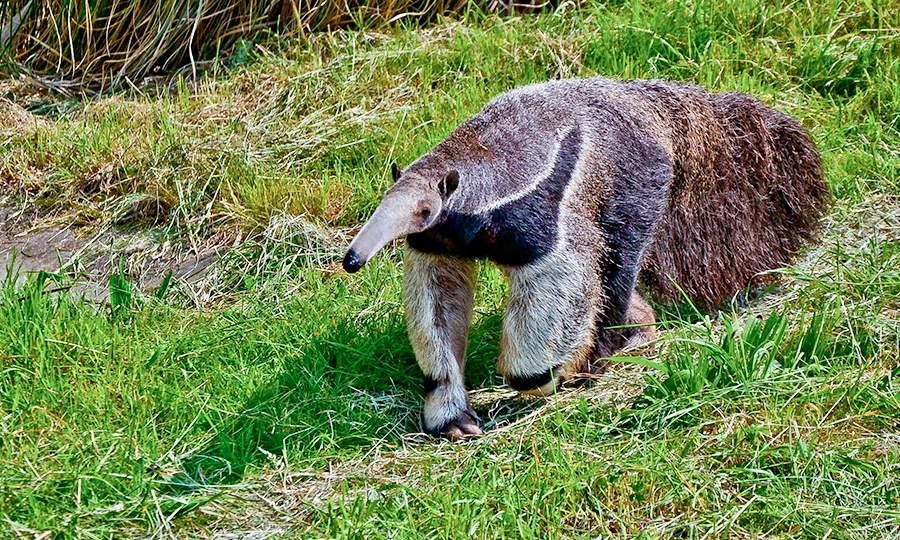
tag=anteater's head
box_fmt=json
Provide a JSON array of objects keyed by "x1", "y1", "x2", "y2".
[{"x1": 343, "y1": 163, "x2": 459, "y2": 273}]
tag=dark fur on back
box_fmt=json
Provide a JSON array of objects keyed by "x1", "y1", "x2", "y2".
[{"x1": 632, "y1": 82, "x2": 829, "y2": 306}]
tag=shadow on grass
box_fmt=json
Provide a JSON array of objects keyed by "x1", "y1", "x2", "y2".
[{"x1": 172, "y1": 308, "x2": 509, "y2": 489}]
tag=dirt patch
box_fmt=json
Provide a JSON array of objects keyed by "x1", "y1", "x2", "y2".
[{"x1": 0, "y1": 205, "x2": 231, "y2": 302}]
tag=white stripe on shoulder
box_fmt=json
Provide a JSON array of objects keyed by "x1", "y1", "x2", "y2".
[{"x1": 475, "y1": 125, "x2": 576, "y2": 213}]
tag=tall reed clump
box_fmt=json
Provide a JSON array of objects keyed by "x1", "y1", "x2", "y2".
[
  {"x1": 1, "y1": 0, "x2": 278, "y2": 92},
  {"x1": 0, "y1": 0, "x2": 542, "y2": 93}
]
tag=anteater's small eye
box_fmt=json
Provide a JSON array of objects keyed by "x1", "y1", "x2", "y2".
[{"x1": 420, "y1": 208, "x2": 431, "y2": 219}]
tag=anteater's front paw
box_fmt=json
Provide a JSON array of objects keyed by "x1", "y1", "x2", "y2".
[{"x1": 427, "y1": 405, "x2": 482, "y2": 440}]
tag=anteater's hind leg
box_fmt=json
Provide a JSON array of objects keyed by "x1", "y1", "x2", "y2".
[
  {"x1": 587, "y1": 290, "x2": 657, "y2": 372},
  {"x1": 590, "y1": 258, "x2": 659, "y2": 365},
  {"x1": 497, "y1": 249, "x2": 600, "y2": 396},
  {"x1": 623, "y1": 290, "x2": 656, "y2": 349},
  {"x1": 403, "y1": 249, "x2": 480, "y2": 438}
]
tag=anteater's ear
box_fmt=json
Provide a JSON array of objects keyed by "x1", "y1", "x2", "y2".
[
  {"x1": 440, "y1": 170, "x2": 459, "y2": 199},
  {"x1": 391, "y1": 162, "x2": 401, "y2": 184}
]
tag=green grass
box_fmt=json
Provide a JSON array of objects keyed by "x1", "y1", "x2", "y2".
[{"x1": 1, "y1": 0, "x2": 899, "y2": 538}]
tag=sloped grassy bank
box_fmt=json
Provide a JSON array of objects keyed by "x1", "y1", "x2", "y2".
[{"x1": 1, "y1": 1, "x2": 899, "y2": 538}]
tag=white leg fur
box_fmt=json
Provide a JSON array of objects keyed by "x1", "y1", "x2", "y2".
[
  {"x1": 498, "y1": 249, "x2": 597, "y2": 395},
  {"x1": 403, "y1": 249, "x2": 477, "y2": 434}
]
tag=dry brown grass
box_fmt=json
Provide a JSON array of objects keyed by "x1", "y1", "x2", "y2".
[{"x1": 0, "y1": 0, "x2": 558, "y2": 93}]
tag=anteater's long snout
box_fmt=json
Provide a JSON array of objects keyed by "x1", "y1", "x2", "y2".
[
  {"x1": 342, "y1": 249, "x2": 363, "y2": 273},
  {"x1": 343, "y1": 199, "x2": 412, "y2": 273}
]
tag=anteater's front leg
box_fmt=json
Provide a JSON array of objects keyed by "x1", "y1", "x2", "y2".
[
  {"x1": 497, "y1": 249, "x2": 600, "y2": 395},
  {"x1": 403, "y1": 249, "x2": 479, "y2": 437}
]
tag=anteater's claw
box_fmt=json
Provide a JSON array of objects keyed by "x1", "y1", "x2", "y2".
[{"x1": 431, "y1": 406, "x2": 482, "y2": 440}]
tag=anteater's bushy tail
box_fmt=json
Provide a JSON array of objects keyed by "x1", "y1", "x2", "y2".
[{"x1": 640, "y1": 86, "x2": 830, "y2": 306}]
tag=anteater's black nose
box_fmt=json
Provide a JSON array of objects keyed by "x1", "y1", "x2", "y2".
[{"x1": 343, "y1": 249, "x2": 363, "y2": 273}]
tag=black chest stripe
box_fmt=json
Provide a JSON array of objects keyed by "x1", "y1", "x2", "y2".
[{"x1": 407, "y1": 127, "x2": 582, "y2": 266}]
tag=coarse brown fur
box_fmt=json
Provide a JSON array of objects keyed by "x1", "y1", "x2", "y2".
[{"x1": 634, "y1": 84, "x2": 829, "y2": 305}]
